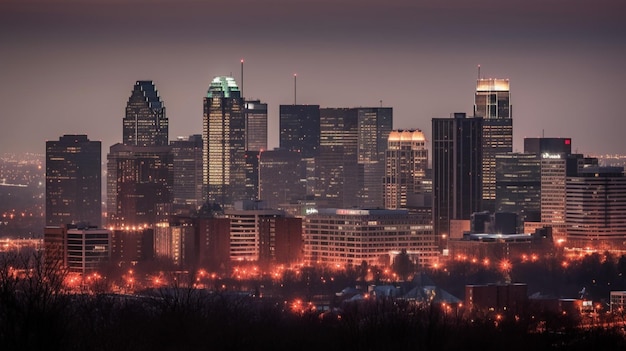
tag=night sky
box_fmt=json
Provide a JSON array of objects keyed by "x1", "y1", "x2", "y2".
[{"x1": 2, "y1": 0, "x2": 625, "y2": 157}]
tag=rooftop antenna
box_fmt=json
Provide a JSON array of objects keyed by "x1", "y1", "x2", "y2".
[
  {"x1": 240, "y1": 59, "x2": 244, "y2": 96},
  {"x1": 380, "y1": 100, "x2": 383, "y2": 108},
  {"x1": 477, "y1": 64, "x2": 481, "y2": 80},
  {"x1": 294, "y1": 73, "x2": 297, "y2": 105}
]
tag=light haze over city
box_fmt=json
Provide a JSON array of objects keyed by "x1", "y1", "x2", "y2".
[{"x1": 1, "y1": 0, "x2": 625, "y2": 156}]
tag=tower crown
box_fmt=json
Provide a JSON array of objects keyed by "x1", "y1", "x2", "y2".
[{"x1": 207, "y1": 76, "x2": 241, "y2": 98}]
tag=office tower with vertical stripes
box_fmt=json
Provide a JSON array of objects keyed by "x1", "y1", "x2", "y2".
[
  {"x1": 475, "y1": 78, "x2": 512, "y2": 213},
  {"x1": 203, "y1": 76, "x2": 249, "y2": 208}
]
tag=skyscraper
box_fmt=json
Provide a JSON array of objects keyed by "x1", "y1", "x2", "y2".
[
  {"x1": 432, "y1": 113, "x2": 483, "y2": 249},
  {"x1": 356, "y1": 107, "x2": 393, "y2": 208},
  {"x1": 123, "y1": 80, "x2": 168, "y2": 147},
  {"x1": 203, "y1": 76, "x2": 249, "y2": 208},
  {"x1": 170, "y1": 135, "x2": 203, "y2": 209},
  {"x1": 316, "y1": 107, "x2": 359, "y2": 208},
  {"x1": 245, "y1": 100, "x2": 268, "y2": 152},
  {"x1": 107, "y1": 144, "x2": 173, "y2": 228},
  {"x1": 495, "y1": 152, "x2": 542, "y2": 230},
  {"x1": 566, "y1": 166, "x2": 626, "y2": 250},
  {"x1": 107, "y1": 80, "x2": 173, "y2": 228},
  {"x1": 384, "y1": 129, "x2": 429, "y2": 209},
  {"x1": 279, "y1": 104, "x2": 320, "y2": 159},
  {"x1": 474, "y1": 78, "x2": 512, "y2": 212},
  {"x1": 258, "y1": 148, "x2": 308, "y2": 209},
  {"x1": 46, "y1": 134, "x2": 101, "y2": 227}
]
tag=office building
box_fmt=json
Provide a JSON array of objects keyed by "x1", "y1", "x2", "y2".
[
  {"x1": 495, "y1": 152, "x2": 542, "y2": 229},
  {"x1": 566, "y1": 166, "x2": 626, "y2": 250},
  {"x1": 524, "y1": 137, "x2": 572, "y2": 155},
  {"x1": 123, "y1": 80, "x2": 168, "y2": 147},
  {"x1": 195, "y1": 214, "x2": 231, "y2": 271},
  {"x1": 225, "y1": 202, "x2": 297, "y2": 262},
  {"x1": 258, "y1": 148, "x2": 308, "y2": 209},
  {"x1": 432, "y1": 113, "x2": 483, "y2": 249},
  {"x1": 316, "y1": 108, "x2": 359, "y2": 208},
  {"x1": 203, "y1": 76, "x2": 249, "y2": 207},
  {"x1": 356, "y1": 107, "x2": 393, "y2": 208},
  {"x1": 303, "y1": 208, "x2": 438, "y2": 267},
  {"x1": 279, "y1": 104, "x2": 320, "y2": 159},
  {"x1": 46, "y1": 134, "x2": 101, "y2": 227},
  {"x1": 170, "y1": 135, "x2": 203, "y2": 209},
  {"x1": 110, "y1": 227, "x2": 154, "y2": 264},
  {"x1": 66, "y1": 225, "x2": 111, "y2": 275},
  {"x1": 384, "y1": 129, "x2": 429, "y2": 209},
  {"x1": 474, "y1": 78, "x2": 512, "y2": 212},
  {"x1": 245, "y1": 100, "x2": 268, "y2": 152},
  {"x1": 107, "y1": 144, "x2": 173, "y2": 228}
]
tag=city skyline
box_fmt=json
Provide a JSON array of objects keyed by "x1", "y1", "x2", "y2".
[{"x1": 2, "y1": 0, "x2": 626, "y2": 158}]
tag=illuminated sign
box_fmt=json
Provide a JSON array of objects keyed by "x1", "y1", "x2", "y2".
[
  {"x1": 542, "y1": 153, "x2": 562, "y2": 159},
  {"x1": 336, "y1": 209, "x2": 370, "y2": 215},
  {"x1": 304, "y1": 208, "x2": 318, "y2": 215}
]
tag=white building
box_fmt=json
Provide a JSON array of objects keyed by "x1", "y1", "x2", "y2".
[{"x1": 303, "y1": 208, "x2": 438, "y2": 267}]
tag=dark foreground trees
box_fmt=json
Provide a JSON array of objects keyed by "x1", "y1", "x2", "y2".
[{"x1": 3, "y1": 252, "x2": 626, "y2": 351}]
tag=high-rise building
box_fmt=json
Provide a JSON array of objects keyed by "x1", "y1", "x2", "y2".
[
  {"x1": 384, "y1": 129, "x2": 429, "y2": 209},
  {"x1": 108, "y1": 81, "x2": 173, "y2": 229},
  {"x1": 258, "y1": 148, "x2": 308, "y2": 209},
  {"x1": 356, "y1": 107, "x2": 393, "y2": 208},
  {"x1": 279, "y1": 104, "x2": 320, "y2": 159},
  {"x1": 432, "y1": 113, "x2": 483, "y2": 249},
  {"x1": 203, "y1": 76, "x2": 249, "y2": 208},
  {"x1": 474, "y1": 78, "x2": 512, "y2": 213},
  {"x1": 46, "y1": 135, "x2": 101, "y2": 227},
  {"x1": 316, "y1": 108, "x2": 359, "y2": 208},
  {"x1": 107, "y1": 144, "x2": 173, "y2": 228},
  {"x1": 123, "y1": 81, "x2": 168, "y2": 147},
  {"x1": 495, "y1": 152, "x2": 542, "y2": 230},
  {"x1": 245, "y1": 100, "x2": 268, "y2": 152},
  {"x1": 524, "y1": 137, "x2": 572, "y2": 155},
  {"x1": 566, "y1": 166, "x2": 626, "y2": 250},
  {"x1": 170, "y1": 135, "x2": 203, "y2": 209},
  {"x1": 522, "y1": 137, "x2": 583, "y2": 242}
]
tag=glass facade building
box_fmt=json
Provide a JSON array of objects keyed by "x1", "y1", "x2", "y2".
[
  {"x1": 432, "y1": 113, "x2": 483, "y2": 249},
  {"x1": 46, "y1": 134, "x2": 101, "y2": 227},
  {"x1": 384, "y1": 129, "x2": 429, "y2": 209},
  {"x1": 203, "y1": 76, "x2": 249, "y2": 207},
  {"x1": 475, "y1": 79, "x2": 512, "y2": 212},
  {"x1": 123, "y1": 81, "x2": 168, "y2": 147}
]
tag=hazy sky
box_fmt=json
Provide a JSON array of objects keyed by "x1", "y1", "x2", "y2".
[{"x1": 2, "y1": 0, "x2": 625, "y2": 157}]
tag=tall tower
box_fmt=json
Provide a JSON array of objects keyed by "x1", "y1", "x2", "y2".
[
  {"x1": 170, "y1": 135, "x2": 204, "y2": 209},
  {"x1": 245, "y1": 100, "x2": 268, "y2": 152},
  {"x1": 123, "y1": 81, "x2": 168, "y2": 147},
  {"x1": 474, "y1": 78, "x2": 512, "y2": 212},
  {"x1": 46, "y1": 135, "x2": 101, "y2": 227},
  {"x1": 432, "y1": 113, "x2": 483, "y2": 249},
  {"x1": 203, "y1": 76, "x2": 248, "y2": 207},
  {"x1": 384, "y1": 129, "x2": 429, "y2": 209},
  {"x1": 107, "y1": 144, "x2": 173, "y2": 228},
  {"x1": 279, "y1": 104, "x2": 321, "y2": 159},
  {"x1": 356, "y1": 107, "x2": 393, "y2": 208},
  {"x1": 107, "y1": 80, "x2": 172, "y2": 228},
  {"x1": 316, "y1": 107, "x2": 359, "y2": 208}
]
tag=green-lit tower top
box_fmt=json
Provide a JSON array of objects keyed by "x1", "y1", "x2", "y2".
[{"x1": 207, "y1": 76, "x2": 241, "y2": 98}]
